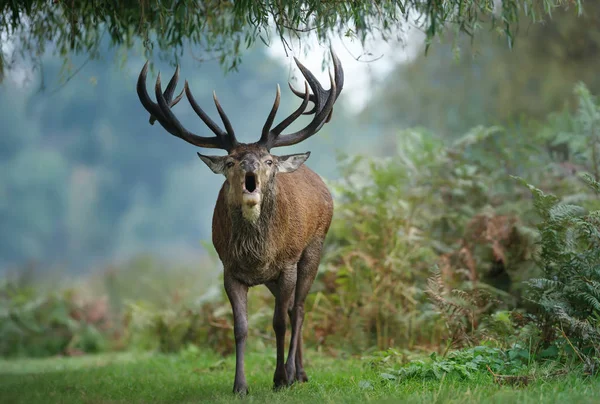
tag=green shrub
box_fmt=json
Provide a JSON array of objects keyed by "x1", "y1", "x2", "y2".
[
  {"x1": 373, "y1": 346, "x2": 528, "y2": 382},
  {"x1": 309, "y1": 126, "x2": 542, "y2": 352},
  {"x1": 0, "y1": 277, "x2": 110, "y2": 358},
  {"x1": 7, "y1": 83, "x2": 600, "y2": 360},
  {"x1": 519, "y1": 174, "x2": 600, "y2": 371},
  {"x1": 123, "y1": 281, "x2": 276, "y2": 355}
]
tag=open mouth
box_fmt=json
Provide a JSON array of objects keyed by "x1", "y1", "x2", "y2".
[{"x1": 244, "y1": 173, "x2": 257, "y2": 193}]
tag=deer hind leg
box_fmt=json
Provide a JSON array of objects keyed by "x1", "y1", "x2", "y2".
[
  {"x1": 267, "y1": 283, "x2": 306, "y2": 384},
  {"x1": 269, "y1": 268, "x2": 296, "y2": 390},
  {"x1": 285, "y1": 239, "x2": 324, "y2": 384},
  {"x1": 286, "y1": 306, "x2": 306, "y2": 382},
  {"x1": 295, "y1": 332, "x2": 308, "y2": 382}
]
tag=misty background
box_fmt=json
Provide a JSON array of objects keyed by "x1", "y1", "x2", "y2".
[{"x1": 2, "y1": 4, "x2": 599, "y2": 277}]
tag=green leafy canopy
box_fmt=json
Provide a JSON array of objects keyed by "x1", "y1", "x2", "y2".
[{"x1": 0, "y1": 0, "x2": 578, "y2": 80}]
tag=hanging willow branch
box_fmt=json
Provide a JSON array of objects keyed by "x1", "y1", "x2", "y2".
[{"x1": 0, "y1": 0, "x2": 579, "y2": 81}]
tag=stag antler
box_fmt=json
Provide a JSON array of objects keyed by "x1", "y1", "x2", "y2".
[
  {"x1": 137, "y1": 61, "x2": 239, "y2": 151},
  {"x1": 137, "y1": 48, "x2": 343, "y2": 152},
  {"x1": 258, "y1": 46, "x2": 344, "y2": 150}
]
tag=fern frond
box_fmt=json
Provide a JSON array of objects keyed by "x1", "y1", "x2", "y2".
[
  {"x1": 585, "y1": 282, "x2": 600, "y2": 299},
  {"x1": 553, "y1": 306, "x2": 600, "y2": 341},
  {"x1": 580, "y1": 173, "x2": 600, "y2": 195},
  {"x1": 576, "y1": 292, "x2": 600, "y2": 312},
  {"x1": 512, "y1": 176, "x2": 559, "y2": 216},
  {"x1": 526, "y1": 278, "x2": 562, "y2": 290},
  {"x1": 549, "y1": 204, "x2": 585, "y2": 222}
]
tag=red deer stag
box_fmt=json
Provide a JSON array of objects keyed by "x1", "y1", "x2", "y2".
[{"x1": 136, "y1": 47, "x2": 343, "y2": 395}]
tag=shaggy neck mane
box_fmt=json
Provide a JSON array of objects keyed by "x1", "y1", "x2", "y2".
[{"x1": 228, "y1": 182, "x2": 277, "y2": 265}]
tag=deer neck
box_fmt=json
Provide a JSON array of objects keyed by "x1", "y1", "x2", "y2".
[{"x1": 227, "y1": 183, "x2": 278, "y2": 264}]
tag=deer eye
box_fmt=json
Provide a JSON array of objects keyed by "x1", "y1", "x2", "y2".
[
  {"x1": 265, "y1": 160, "x2": 273, "y2": 166},
  {"x1": 226, "y1": 161, "x2": 235, "y2": 168}
]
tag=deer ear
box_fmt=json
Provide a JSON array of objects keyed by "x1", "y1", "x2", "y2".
[
  {"x1": 276, "y1": 152, "x2": 310, "y2": 173},
  {"x1": 197, "y1": 153, "x2": 228, "y2": 175}
]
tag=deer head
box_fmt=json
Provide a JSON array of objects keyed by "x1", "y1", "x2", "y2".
[{"x1": 136, "y1": 47, "x2": 343, "y2": 222}]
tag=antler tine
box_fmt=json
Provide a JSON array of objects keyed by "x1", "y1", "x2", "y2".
[
  {"x1": 183, "y1": 81, "x2": 224, "y2": 137},
  {"x1": 164, "y1": 65, "x2": 182, "y2": 103},
  {"x1": 138, "y1": 62, "x2": 166, "y2": 126},
  {"x1": 149, "y1": 65, "x2": 184, "y2": 125},
  {"x1": 288, "y1": 82, "x2": 317, "y2": 115},
  {"x1": 271, "y1": 81, "x2": 310, "y2": 134},
  {"x1": 325, "y1": 48, "x2": 344, "y2": 123},
  {"x1": 212, "y1": 91, "x2": 237, "y2": 142},
  {"x1": 155, "y1": 73, "x2": 201, "y2": 143},
  {"x1": 259, "y1": 84, "x2": 281, "y2": 144},
  {"x1": 258, "y1": 81, "x2": 310, "y2": 148},
  {"x1": 288, "y1": 47, "x2": 344, "y2": 118},
  {"x1": 136, "y1": 61, "x2": 233, "y2": 151},
  {"x1": 149, "y1": 89, "x2": 184, "y2": 125},
  {"x1": 261, "y1": 46, "x2": 343, "y2": 150},
  {"x1": 274, "y1": 69, "x2": 336, "y2": 148}
]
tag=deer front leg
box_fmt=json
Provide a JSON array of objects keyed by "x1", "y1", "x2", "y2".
[
  {"x1": 272, "y1": 269, "x2": 296, "y2": 389},
  {"x1": 224, "y1": 275, "x2": 249, "y2": 395}
]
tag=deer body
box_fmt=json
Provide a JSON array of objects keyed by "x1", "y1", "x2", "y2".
[
  {"x1": 213, "y1": 163, "x2": 333, "y2": 286},
  {"x1": 136, "y1": 47, "x2": 343, "y2": 395}
]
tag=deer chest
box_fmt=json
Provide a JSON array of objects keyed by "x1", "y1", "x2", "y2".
[{"x1": 226, "y1": 257, "x2": 283, "y2": 286}]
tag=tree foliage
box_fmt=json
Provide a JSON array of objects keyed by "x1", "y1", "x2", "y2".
[
  {"x1": 1, "y1": 0, "x2": 574, "y2": 80},
  {"x1": 365, "y1": 1, "x2": 596, "y2": 139}
]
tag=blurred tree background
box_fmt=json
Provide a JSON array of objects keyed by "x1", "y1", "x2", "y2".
[
  {"x1": 3, "y1": 0, "x2": 600, "y2": 378},
  {"x1": 0, "y1": 43, "x2": 357, "y2": 271},
  {"x1": 0, "y1": 0, "x2": 581, "y2": 272},
  {"x1": 365, "y1": 1, "x2": 600, "y2": 141}
]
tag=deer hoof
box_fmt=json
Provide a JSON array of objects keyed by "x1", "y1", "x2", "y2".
[
  {"x1": 233, "y1": 383, "x2": 249, "y2": 396},
  {"x1": 285, "y1": 363, "x2": 297, "y2": 385},
  {"x1": 273, "y1": 378, "x2": 290, "y2": 390},
  {"x1": 296, "y1": 370, "x2": 309, "y2": 383},
  {"x1": 273, "y1": 369, "x2": 290, "y2": 390}
]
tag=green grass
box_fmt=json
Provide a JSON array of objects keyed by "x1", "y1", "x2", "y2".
[{"x1": 0, "y1": 349, "x2": 598, "y2": 403}]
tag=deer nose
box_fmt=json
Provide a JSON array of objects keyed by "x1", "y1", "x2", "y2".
[{"x1": 241, "y1": 159, "x2": 259, "y2": 173}]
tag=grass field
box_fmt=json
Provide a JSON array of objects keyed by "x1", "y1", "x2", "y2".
[{"x1": 0, "y1": 348, "x2": 598, "y2": 403}]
